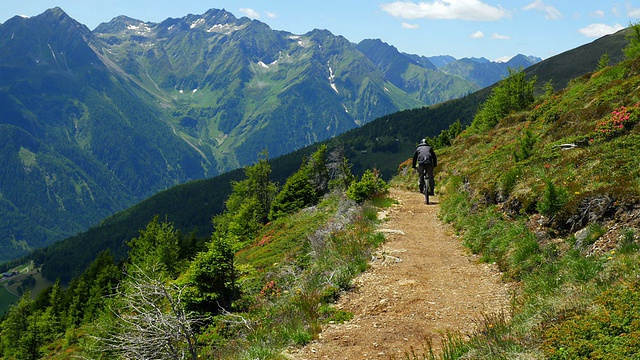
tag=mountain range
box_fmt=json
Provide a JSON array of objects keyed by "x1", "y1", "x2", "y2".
[
  {"x1": 9, "y1": 22, "x2": 633, "y2": 284},
  {"x1": 0, "y1": 6, "x2": 553, "y2": 262}
]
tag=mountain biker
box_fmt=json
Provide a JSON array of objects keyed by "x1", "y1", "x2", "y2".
[{"x1": 412, "y1": 139, "x2": 437, "y2": 196}]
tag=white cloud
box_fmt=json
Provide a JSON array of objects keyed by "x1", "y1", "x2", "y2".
[
  {"x1": 239, "y1": 8, "x2": 260, "y2": 19},
  {"x1": 494, "y1": 56, "x2": 510, "y2": 63},
  {"x1": 470, "y1": 30, "x2": 484, "y2": 38},
  {"x1": 522, "y1": 0, "x2": 563, "y2": 20},
  {"x1": 265, "y1": 11, "x2": 277, "y2": 19},
  {"x1": 628, "y1": 4, "x2": 640, "y2": 17},
  {"x1": 491, "y1": 33, "x2": 510, "y2": 40},
  {"x1": 380, "y1": 0, "x2": 510, "y2": 21},
  {"x1": 612, "y1": 6, "x2": 621, "y2": 17},
  {"x1": 402, "y1": 22, "x2": 420, "y2": 29},
  {"x1": 592, "y1": 10, "x2": 605, "y2": 17},
  {"x1": 578, "y1": 23, "x2": 624, "y2": 37}
]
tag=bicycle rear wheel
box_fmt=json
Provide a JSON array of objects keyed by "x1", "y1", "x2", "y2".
[{"x1": 423, "y1": 174, "x2": 430, "y2": 204}]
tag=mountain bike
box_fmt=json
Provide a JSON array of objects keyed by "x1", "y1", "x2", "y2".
[{"x1": 416, "y1": 167, "x2": 431, "y2": 204}]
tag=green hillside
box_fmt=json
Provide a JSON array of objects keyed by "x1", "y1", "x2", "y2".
[
  {"x1": 389, "y1": 26, "x2": 640, "y2": 358},
  {"x1": 0, "y1": 8, "x2": 208, "y2": 261},
  {"x1": 13, "y1": 93, "x2": 483, "y2": 285}
]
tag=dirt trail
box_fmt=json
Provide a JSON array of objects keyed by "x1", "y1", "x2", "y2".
[{"x1": 287, "y1": 188, "x2": 512, "y2": 359}]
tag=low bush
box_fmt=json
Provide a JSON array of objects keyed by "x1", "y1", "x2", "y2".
[
  {"x1": 542, "y1": 280, "x2": 640, "y2": 360},
  {"x1": 537, "y1": 179, "x2": 569, "y2": 217},
  {"x1": 346, "y1": 169, "x2": 389, "y2": 203}
]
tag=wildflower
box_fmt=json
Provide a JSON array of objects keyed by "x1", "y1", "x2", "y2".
[{"x1": 594, "y1": 104, "x2": 638, "y2": 139}]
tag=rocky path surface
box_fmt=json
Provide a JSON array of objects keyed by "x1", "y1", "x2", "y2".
[{"x1": 287, "y1": 188, "x2": 512, "y2": 359}]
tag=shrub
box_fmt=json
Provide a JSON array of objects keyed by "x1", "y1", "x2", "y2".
[
  {"x1": 346, "y1": 169, "x2": 389, "y2": 203},
  {"x1": 500, "y1": 166, "x2": 522, "y2": 198},
  {"x1": 542, "y1": 281, "x2": 640, "y2": 359},
  {"x1": 269, "y1": 146, "x2": 333, "y2": 221},
  {"x1": 513, "y1": 128, "x2": 537, "y2": 162},
  {"x1": 269, "y1": 169, "x2": 318, "y2": 221},
  {"x1": 537, "y1": 179, "x2": 569, "y2": 217},
  {"x1": 593, "y1": 103, "x2": 639, "y2": 140}
]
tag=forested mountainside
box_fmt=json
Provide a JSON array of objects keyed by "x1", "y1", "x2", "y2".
[
  {"x1": 0, "y1": 8, "x2": 207, "y2": 261},
  {"x1": 0, "y1": 7, "x2": 477, "y2": 261},
  {"x1": 1, "y1": 22, "x2": 639, "y2": 359}
]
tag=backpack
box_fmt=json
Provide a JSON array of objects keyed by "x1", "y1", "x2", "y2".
[{"x1": 417, "y1": 146, "x2": 433, "y2": 165}]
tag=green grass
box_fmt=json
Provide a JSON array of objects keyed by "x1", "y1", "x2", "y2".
[{"x1": 0, "y1": 262, "x2": 53, "y2": 314}]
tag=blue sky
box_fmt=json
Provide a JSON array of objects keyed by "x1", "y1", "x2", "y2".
[{"x1": 1, "y1": 1, "x2": 639, "y2": 61}]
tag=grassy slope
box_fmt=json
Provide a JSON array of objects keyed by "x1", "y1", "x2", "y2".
[{"x1": 397, "y1": 51, "x2": 640, "y2": 358}]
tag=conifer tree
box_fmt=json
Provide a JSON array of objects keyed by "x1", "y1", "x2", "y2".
[
  {"x1": 269, "y1": 145, "x2": 331, "y2": 220},
  {"x1": 214, "y1": 151, "x2": 277, "y2": 242},
  {"x1": 470, "y1": 67, "x2": 536, "y2": 132},
  {"x1": 181, "y1": 153, "x2": 277, "y2": 313},
  {"x1": 0, "y1": 293, "x2": 36, "y2": 359},
  {"x1": 127, "y1": 216, "x2": 181, "y2": 276}
]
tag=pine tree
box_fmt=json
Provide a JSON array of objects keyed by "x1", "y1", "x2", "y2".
[
  {"x1": 214, "y1": 151, "x2": 277, "y2": 243},
  {"x1": 470, "y1": 67, "x2": 536, "y2": 132},
  {"x1": 127, "y1": 216, "x2": 181, "y2": 276},
  {"x1": 1, "y1": 293, "x2": 34, "y2": 359}
]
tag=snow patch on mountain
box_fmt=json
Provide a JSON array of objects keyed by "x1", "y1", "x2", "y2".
[
  {"x1": 127, "y1": 23, "x2": 151, "y2": 35},
  {"x1": 206, "y1": 23, "x2": 245, "y2": 34},
  {"x1": 328, "y1": 64, "x2": 338, "y2": 94},
  {"x1": 190, "y1": 18, "x2": 205, "y2": 29},
  {"x1": 289, "y1": 35, "x2": 307, "y2": 47}
]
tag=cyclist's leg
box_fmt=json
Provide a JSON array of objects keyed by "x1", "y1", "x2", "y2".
[
  {"x1": 426, "y1": 165, "x2": 435, "y2": 195},
  {"x1": 418, "y1": 164, "x2": 426, "y2": 193}
]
